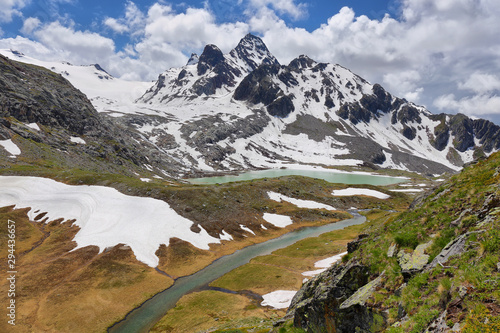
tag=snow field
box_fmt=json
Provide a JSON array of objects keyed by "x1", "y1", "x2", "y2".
[
  {"x1": 261, "y1": 290, "x2": 298, "y2": 309},
  {"x1": 0, "y1": 176, "x2": 226, "y2": 267},
  {"x1": 262, "y1": 213, "x2": 293, "y2": 228},
  {"x1": 70, "y1": 137, "x2": 86, "y2": 144}
]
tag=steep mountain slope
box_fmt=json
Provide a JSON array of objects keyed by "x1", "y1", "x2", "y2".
[
  {"x1": 283, "y1": 152, "x2": 500, "y2": 332},
  {"x1": 139, "y1": 33, "x2": 279, "y2": 104},
  {"x1": 0, "y1": 53, "x2": 184, "y2": 176}
]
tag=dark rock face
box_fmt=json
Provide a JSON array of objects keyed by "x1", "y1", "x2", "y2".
[
  {"x1": 338, "y1": 84, "x2": 398, "y2": 124},
  {"x1": 288, "y1": 261, "x2": 386, "y2": 333},
  {"x1": 428, "y1": 113, "x2": 500, "y2": 154},
  {"x1": 233, "y1": 65, "x2": 283, "y2": 104},
  {"x1": 193, "y1": 45, "x2": 242, "y2": 96},
  {"x1": 402, "y1": 125, "x2": 417, "y2": 140},
  {"x1": 288, "y1": 55, "x2": 316, "y2": 72},
  {"x1": 233, "y1": 64, "x2": 296, "y2": 118},
  {"x1": 197, "y1": 44, "x2": 225, "y2": 76},
  {"x1": 267, "y1": 95, "x2": 295, "y2": 118},
  {"x1": 337, "y1": 102, "x2": 373, "y2": 124},
  {"x1": 473, "y1": 118, "x2": 500, "y2": 152},
  {"x1": 360, "y1": 84, "x2": 392, "y2": 114},
  {"x1": 392, "y1": 104, "x2": 422, "y2": 125},
  {"x1": 450, "y1": 114, "x2": 475, "y2": 152},
  {"x1": 431, "y1": 114, "x2": 450, "y2": 151},
  {"x1": 0, "y1": 54, "x2": 99, "y2": 135}
]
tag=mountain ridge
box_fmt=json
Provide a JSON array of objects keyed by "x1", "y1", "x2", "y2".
[
  {"x1": 133, "y1": 34, "x2": 500, "y2": 175},
  {"x1": 2, "y1": 34, "x2": 500, "y2": 177}
]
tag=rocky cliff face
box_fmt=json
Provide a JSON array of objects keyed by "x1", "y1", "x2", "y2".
[
  {"x1": 0, "y1": 54, "x2": 99, "y2": 135},
  {"x1": 138, "y1": 33, "x2": 279, "y2": 104},
  {"x1": 283, "y1": 152, "x2": 500, "y2": 332},
  {"x1": 0, "y1": 54, "x2": 185, "y2": 176}
]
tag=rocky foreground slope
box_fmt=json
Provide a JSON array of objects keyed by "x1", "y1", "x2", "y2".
[{"x1": 280, "y1": 153, "x2": 500, "y2": 332}]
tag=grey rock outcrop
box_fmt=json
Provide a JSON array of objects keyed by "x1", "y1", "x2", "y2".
[
  {"x1": 397, "y1": 241, "x2": 432, "y2": 280},
  {"x1": 288, "y1": 261, "x2": 387, "y2": 332}
]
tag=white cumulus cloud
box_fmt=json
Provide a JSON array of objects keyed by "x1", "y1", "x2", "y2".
[
  {"x1": 21, "y1": 17, "x2": 41, "y2": 34},
  {"x1": 458, "y1": 72, "x2": 500, "y2": 94},
  {"x1": 0, "y1": 0, "x2": 29, "y2": 23},
  {"x1": 434, "y1": 93, "x2": 500, "y2": 116}
]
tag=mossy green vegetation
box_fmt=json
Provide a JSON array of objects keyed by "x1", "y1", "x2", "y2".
[{"x1": 344, "y1": 152, "x2": 500, "y2": 332}]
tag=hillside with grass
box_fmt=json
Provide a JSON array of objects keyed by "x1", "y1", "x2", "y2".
[{"x1": 280, "y1": 152, "x2": 500, "y2": 332}]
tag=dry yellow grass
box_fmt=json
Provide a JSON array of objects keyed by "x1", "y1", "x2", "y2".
[{"x1": 0, "y1": 206, "x2": 173, "y2": 333}]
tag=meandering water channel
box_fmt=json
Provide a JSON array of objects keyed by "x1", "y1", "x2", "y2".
[{"x1": 109, "y1": 213, "x2": 366, "y2": 333}]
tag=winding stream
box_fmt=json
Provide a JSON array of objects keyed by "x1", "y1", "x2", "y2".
[{"x1": 109, "y1": 213, "x2": 366, "y2": 333}]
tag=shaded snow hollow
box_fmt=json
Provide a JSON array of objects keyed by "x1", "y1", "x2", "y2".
[{"x1": 0, "y1": 176, "x2": 225, "y2": 267}]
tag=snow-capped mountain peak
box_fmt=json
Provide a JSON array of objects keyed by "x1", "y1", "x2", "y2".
[
  {"x1": 229, "y1": 33, "x2": 280, "y2": 71},
  {"x1": 3, "y1": 36, "x2": 500, "y2": 177},
  {"x1": 186, "y1": 53, "x2": 199, "y2": 66},
  {"x1": 138, "y1": 34, "x2": 281, "y2": 104}
]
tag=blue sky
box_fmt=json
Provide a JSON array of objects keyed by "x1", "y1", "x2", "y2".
[
  {"x1": 1, "y1": 0, "x2": 500, "y2": 123},
  {"x1": 0, "y1": 1, "x2": 399, "y2": 48}
]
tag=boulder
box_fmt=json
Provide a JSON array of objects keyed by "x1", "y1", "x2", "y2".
[
  {"x1": 398, "y1": 241, "x2": 431, "y2": 280},
  {"x1": 288, "y1": 261, "x2": 387, "y2": 332}
]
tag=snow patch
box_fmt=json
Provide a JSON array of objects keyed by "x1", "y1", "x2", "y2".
[
  {"x1": 219, "y1": 230, "x2": 233, "y2": 241},
  {"x1": 239, "y1": 224, "x2": 255, "y2": 235},
  {"x1": 390, "y1": 189, "x2": 425, "y2": 193},
  {"x1": 314, "y1": 251, "x2": 347, "y2": 268},
  {"x1": 301, "y1": 268, "x2": 328, "y2": 277},
  {"x1": 0, "y1": 176, "x2": 222, "y2": 267},
  {"x1": 302, "y1": 251, "x2": 347, "y2": 277},
  {"x1": 70, "y1": 137, "x2": 86, "y2": 144},
  {"x1": 262, "y1": 213, "x2": 293, "y2": 228},
  {"x1": 332, "y1": 188, "x2": 390, "y2": 199},
  {"x1": 27, "y1": 123, "x2": 40, "y2": 131},
  {"x1": 261, "y1": 290, "x2": 297, "y2": 309},
  {"x1": 0, "y1": 139, "x2": 21, "y2": 157},
  {"x1": 267, "y1": 191, "x2": 336, "y2": 210}
]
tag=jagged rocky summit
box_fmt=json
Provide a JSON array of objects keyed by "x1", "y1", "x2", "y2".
[{"x1": 133, "y1": 34, "x2": 500, "y2": 176}]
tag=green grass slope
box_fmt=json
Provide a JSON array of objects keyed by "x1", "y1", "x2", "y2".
[{"x1": 313, "y1": 153, "x2": 499, "y2": 332}]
